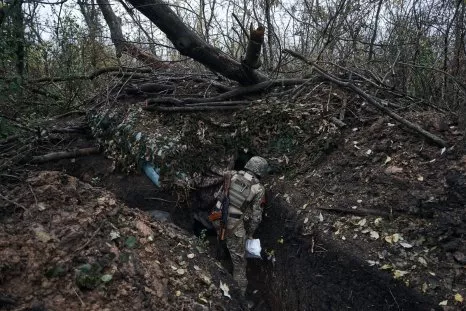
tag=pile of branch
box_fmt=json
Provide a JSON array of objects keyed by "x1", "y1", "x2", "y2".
[{"x1": 0, "y1": 116, "x2": 101, "y2": 171}]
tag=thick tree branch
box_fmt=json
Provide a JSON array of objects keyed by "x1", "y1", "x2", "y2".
[
  {"x1": 97, "y1": 0, "x2": 168, "y2": 69},
  {"x1": 125, "y1": 0, "x2": 268, "y2": 85},
  {"x1": 146, "y1": 78, "x2": 310, "y2": 107},
  {"x1": 30, "y1": 67, "x2": 152, "y2": 83},
  {"x1": 31, "y1": 147, "x2": 101, "y2": 164},
  {"x1": 284, "y1": 49, "x2": 448, "y2": 147}
]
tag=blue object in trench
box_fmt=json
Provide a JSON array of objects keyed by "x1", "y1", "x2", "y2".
[{"x1": 142, "y1": 161, "x2": 161, "y2": 187}]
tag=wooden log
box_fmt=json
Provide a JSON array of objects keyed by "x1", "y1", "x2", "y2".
[
  {"x1": 31, "y1": 147, "x2": 100, "y2": 164},
  {"x1": 145, "y1": 105, "x2": 247, "y2": 112}
]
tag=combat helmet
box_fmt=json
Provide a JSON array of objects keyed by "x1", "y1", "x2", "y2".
[{"x1": 244, "y1": 156, "x2": 268, "y2": 178}]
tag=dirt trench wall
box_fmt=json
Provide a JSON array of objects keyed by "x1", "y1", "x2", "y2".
[{"x1": 249, "y1": 197, "x2": 436, "y2": 311}]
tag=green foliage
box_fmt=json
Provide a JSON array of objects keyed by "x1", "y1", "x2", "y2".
[
  {"x1": 75, "y1": 262, "x2": 103, "y2": 290},
  {"x1": 124, "y1": 236, "x2": 138, "y2": 248}
]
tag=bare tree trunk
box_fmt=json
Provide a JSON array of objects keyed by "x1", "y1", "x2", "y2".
[
  {"x1": 96, "y1": 0, "x2": 167, "y2": 69},
  {"x1": 125, "y1": 0, "x2": 267, "y2": 84},
  {"x1": 264, "y1": 0, "x2": 274, "y2": 66},
  {"x1": 78, "y1": 0, "x2": 101, "y2": 68},
  {"x1": 368, "y1": 0, "x2": 383, "y2": 61},
  {"x1": 12, "y1": 0, "x2": 25, "y2": 79}
]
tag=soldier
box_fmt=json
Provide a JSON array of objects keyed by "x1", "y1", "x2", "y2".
[{"x1": 209, "y1": 156, "x2": 268, "y2": 296}]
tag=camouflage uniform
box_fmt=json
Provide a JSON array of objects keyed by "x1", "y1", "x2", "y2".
[{"x1": 212, "y1": 170, "x2": 266, "y2": 296}]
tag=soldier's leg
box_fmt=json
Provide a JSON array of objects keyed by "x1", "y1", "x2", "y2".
[{"x1": 226, "y1": 234, "x2": 247, "y2": 295}]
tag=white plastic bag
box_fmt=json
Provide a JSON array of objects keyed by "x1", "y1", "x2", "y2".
[{"x1": 245, "y1": 239, "x2": 262, "y2": 259}]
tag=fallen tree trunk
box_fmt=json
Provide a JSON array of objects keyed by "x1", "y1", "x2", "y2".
[
  {"x1": 125, "y1": 0, "x2": 267, "y2": 85},
  {"x1": 284, "y1": 49, "x2": 448, "y2": 147},
  {"x1": 31, "y1": 147, "x2": 100, "y2": 164}
]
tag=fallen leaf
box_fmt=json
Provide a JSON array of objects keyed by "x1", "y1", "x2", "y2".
[
  {"x1": 110, "y1": 230, "x2": 120, "y2": 240},
  {"x1": 370, "y1": 231, "x2": 380, "y2": 239},
  {"x1": 367, "y1": 260, "x2": 379, "y2": 266},
  {"x1": 366, "y1": 149, "x2": 372, "y2": 155},
  {"x1": 384, "y1": 156, "x2": 392, "y2": 165},
  {"x1": 454, "y1": 293, "x2": 463, "y2": 303},
  {"x1": 399, "y1": 242, "x2": 413, "y2": 248},
  {"x1": 198, "y1": 273, "x2": 211, "y2": 285},
  {"x1": 422, "y1": 283, "x2": 428, "y2": 293},
  {"x1": 176, "y1": 269, "x2": 185, "y2": 275},
  {"x1": 318, "y1": 213, "x2": 324, "y2": 222},
  {"x1": 385, "y1": 233, "x2": 401, "y2": 244},
  {"x1": 357, "y1": 219, "x2": 367, "y2": 227},
  {"x1": 418, "y1": 257, "x2": 427, "y2": 266},
  {"x1": 439, "y1": 300, "x2": 448, "y2": 306},
  {"x1": 374, "y1": 218, "x2": 383, "y2": 226},
  {"x1": 381, "y1": 264, "x2": 392, "y2": 270},
  {"x1": 187, "y1": 253, "x2": 195, "y2": 259},
  {"x1": 219, "y1": 281, "x2": 231, "y2": 299},
  {"x1": 37, "y1": 202, "x2": 47, "y2": 211},
  {"x1": 283, "y1": 194, "x2": 291, "y2": 203},
  {"x1": 35, "y1": 231, "x2": 52, "y2": 243},
  {"x1": 136, "y1": 220, "x2": 153, "y2": 237},
  {"x1": 101, "y1": 274, "x2": 113, "y2": 283},
  {"x1": 393, "y1": 270, "x2": 409, "y2": 279},
  {"x1": 440, "y1": 147, "x2": 446, "y2": 155},
  {"x1": 303, "y1": 217, "x2": 309, "y2": 224},
  {"x1": 417, "y1": 176, "x2": 424, "y2": 181},
  {"x1": 175, "y1": 290, "x2": 181, "y2": 297},
  {"x1": 301, "y1": 203, "x2": 308, "y2": 210},
  {"x1": 125, "y1": 236, "x2": 137, "y2": 248},
  {"x1": 277, "y1": 238, "x2": 284, "y2": 244},
  {"x1": 385, "y1": 166, "x2": 403, "y2": 174},
  {"x1": 193, "y1": 265, "x2": 200, "y2": 271}
]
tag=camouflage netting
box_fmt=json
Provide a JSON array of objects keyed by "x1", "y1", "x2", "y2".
[{"x1": 88, "y1": 90, "x2": 343, "y2": 187}]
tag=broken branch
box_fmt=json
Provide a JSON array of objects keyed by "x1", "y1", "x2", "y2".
[
  {"x1": 145, "y1": 105, "x2": 248, "y2": 112},
  {"x1": 30, "y1": 147, "x2": 100, "y2": 164},
  {"x1": 146, "y1": 78, "x2": 311, "y2": 107},
  {"x1": 31, "y1": 67, "x2": 152, "y2": 83},
  {"x1": 284, "y1": 49, "x2": 448, "y2": 147}
]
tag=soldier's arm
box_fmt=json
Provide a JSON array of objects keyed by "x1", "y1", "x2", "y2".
[{"x1": 246, "y1": 184, "x2": 265, "y2": 237}]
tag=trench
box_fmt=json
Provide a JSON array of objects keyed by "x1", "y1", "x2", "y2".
[{"x1": 40, "y1": 153, "x2": 436, "y2": 311}]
